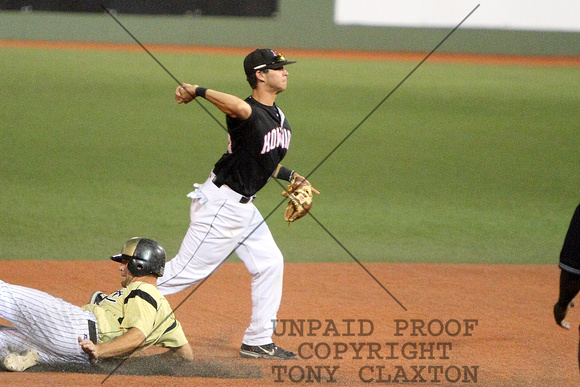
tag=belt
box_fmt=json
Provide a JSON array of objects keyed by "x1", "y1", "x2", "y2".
[
  {"x1": 210, "y1": 175, "x2": 256, "y2": 204},
  {"x1": 238, "y1": 195, "x2": 255, "y2": 204},
  {"x1": 88, "y1": 320, "x2": 98, "y2": 344}
]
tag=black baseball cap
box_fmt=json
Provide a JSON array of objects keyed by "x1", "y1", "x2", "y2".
[{"x1": 244, "y1": 49, "x2": 296, "y2": 76}]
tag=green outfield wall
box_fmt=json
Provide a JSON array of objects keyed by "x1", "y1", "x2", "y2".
[{"x1": 0, "y1": 0, "x2": 578, "y2": 56}]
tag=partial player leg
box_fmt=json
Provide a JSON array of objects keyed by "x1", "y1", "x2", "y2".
[
  {"x1": 157, "y1": 185, "x2": 255, "y2": 295},
  {"x1": 555, "y1": 204, "x2": 580, "y2": 329},
  {"x1": 0, "y1": 281, "x2": 93, "y2": 364},
  {"x1": 554, "y1": 269, "x2": 580, "y2": 329},
  {"x1": 236, "y1": 208, "x2": 285, "y2": 346},
  {"x1": 0, "y1": 325, "x2": 37, "y2": 359},
  {"x1": 236, "y1": 211, "x2": 296, "y2": 359},
  {"x1": 0, "y1": 326, "x2": 41, "y2": 371}
]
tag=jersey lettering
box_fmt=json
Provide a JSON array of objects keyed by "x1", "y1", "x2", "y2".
[
  {"x1": 260, "y1": 127, "x2": 291, "y2": 154},
  {"x1": 103, "y1": 295, "x2": 118, "y2": 304}
]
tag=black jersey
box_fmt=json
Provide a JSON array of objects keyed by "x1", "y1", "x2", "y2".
[{"x1": 212, "y1": 96, "x2": 291, "y2": 197}]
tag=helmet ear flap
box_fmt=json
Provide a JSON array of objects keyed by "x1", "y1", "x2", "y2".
[{"x1": 127, "y1": 259, "x2": 146, "y2": 277}]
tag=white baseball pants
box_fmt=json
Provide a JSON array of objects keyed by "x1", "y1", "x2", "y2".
[
  {"x1": 0, "y1": 280, "x2": 95, "y2": 365},
  {"x1": 157, "y1": 175, "x2": 284, "y2": 346}
]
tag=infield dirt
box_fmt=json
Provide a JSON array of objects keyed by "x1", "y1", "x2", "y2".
[{"x1": 0, "y1": 261, "x2": 576, "y2": 386}]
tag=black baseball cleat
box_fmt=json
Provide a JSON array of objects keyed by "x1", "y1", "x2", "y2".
[{"x1": 240, "y1": 343, "x2": 297, "y2": 360}]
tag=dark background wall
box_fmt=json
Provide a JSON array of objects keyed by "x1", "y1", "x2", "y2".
[
  {"x1": 0, "y1": 0, "x2": 278, "y2": 16},
  {"x1": 0, "y1": 0, "x2": 578, "y2": 56}
]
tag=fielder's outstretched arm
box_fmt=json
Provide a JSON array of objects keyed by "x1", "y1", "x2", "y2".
[{"x1": 175, "y1": 83, "x2": 251, "y2": 120}]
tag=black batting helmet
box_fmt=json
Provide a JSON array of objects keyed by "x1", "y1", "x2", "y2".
[{"x1": 111, "y1": 237, "x2": 166, "y2": 277}]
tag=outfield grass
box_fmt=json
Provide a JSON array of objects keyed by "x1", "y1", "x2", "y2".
[{"x1": 1, "y1": 46, "x2": 578, "y2": 263}]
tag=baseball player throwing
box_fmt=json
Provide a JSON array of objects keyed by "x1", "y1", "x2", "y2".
[
  {"x1": 0, "y1": 238, "x2": 192, "y2": 372},
  {"x1": 157, "y1": 49, "x2": 313, "y2": 360}
]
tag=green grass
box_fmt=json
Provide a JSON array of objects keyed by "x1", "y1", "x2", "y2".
[{"x1": 1, "y1": 46, "x2": 578, "y2": 263}]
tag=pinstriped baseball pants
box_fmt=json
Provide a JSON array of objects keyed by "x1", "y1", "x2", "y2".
[{"x1": 0, "y1": 280, "x2": 95, "y2": 365}]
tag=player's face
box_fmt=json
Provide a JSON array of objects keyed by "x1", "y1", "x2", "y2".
[
  {"x1": 261, "y1": 67, "x2": 288, "y2": 93},
  {"x1": 119, "y1": 258, "x2": 135, "y2": 287}
]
